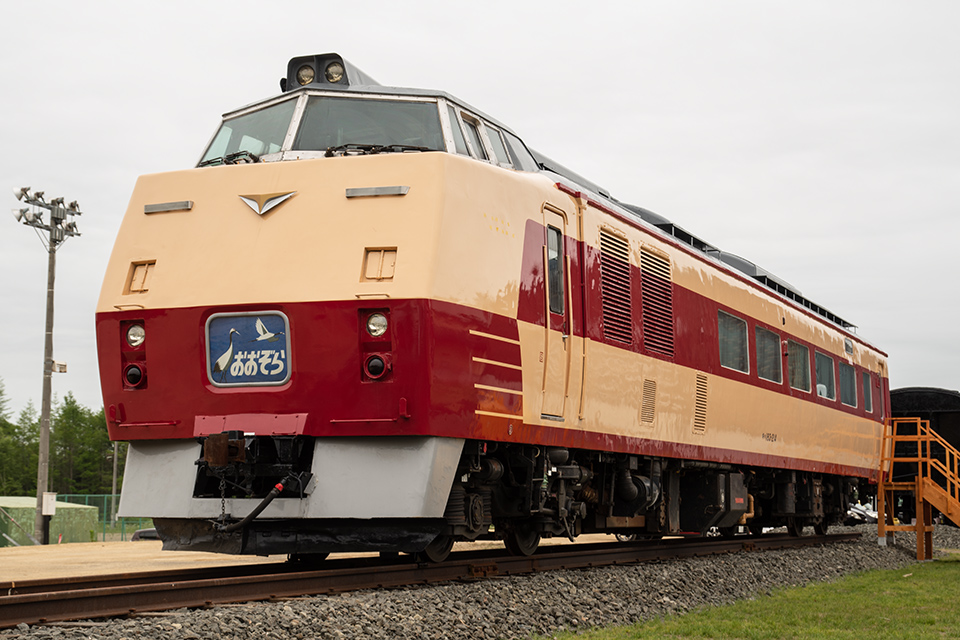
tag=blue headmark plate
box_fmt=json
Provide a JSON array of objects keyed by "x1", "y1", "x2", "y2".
[{"x1": 205, "y1": 311, "x2": 292, "y2": 387}]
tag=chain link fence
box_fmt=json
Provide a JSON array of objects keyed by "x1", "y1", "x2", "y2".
[{"x1": 58, "y1": 494, "x2": 153, "y2": 541}]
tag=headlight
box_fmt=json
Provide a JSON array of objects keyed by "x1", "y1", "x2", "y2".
[
  {"x1": 366, "y1": 313, "x2": 388, "y2": 337},
  {"x1": 126, "y1": 324, "x2": 145, "y2": 347},
  {"x1": 324, "y1": 62, "x2": 345, "y2": 83},
  {"x1": 296, "y1": 64, "x2": 315, "y2": 85}
]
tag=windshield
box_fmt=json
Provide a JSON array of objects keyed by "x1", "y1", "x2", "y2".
[
  {"x1": 293, "y1": 96, "x2": 444, "y2": 152},
  {"x1": 199, "y1": 99, "x2": 297, "y2": 165}
]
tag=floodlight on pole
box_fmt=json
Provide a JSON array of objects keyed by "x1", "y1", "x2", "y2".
[{"x1": 12, "y1": 185, "x2": 84, "y2": 542}]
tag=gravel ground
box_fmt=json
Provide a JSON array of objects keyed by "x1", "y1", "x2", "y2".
[{"x1": 5, "y1": 524, "x2": 955, "y2": 640}]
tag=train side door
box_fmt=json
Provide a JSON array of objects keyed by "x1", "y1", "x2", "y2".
[{"x1": 541, "y1": 205, "x2": 570, "y2": 419}]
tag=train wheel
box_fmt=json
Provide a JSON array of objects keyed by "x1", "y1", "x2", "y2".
[
  {"x1": 786, "y1": 517, "x2": 804, "y2": 537},
  {"x1": 748, "y1": 524, "x2": 764, "y2": 536},
  {"x1": 615, "y1": 533, "x2": 637, "y2": 543},
  {"x1": 505, "y1": 525, "x2": 540, "y2": 556},
  {"x1": 813, "y1": 520, "x2": 828, "y2": 536},
  {"x1": 418, "y1": 534, "x2": 455, "y2": 563}
]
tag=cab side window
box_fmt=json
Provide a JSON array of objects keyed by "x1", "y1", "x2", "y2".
[
  {"x1": 462, "y1": 116, "x2": 488, "y2": 160},
  {"x1": 503, "y1": 130, "x2": 540, "y2": 171},
  {"x1": 446, "y1": 105, "x2": 469, "y2": 156},
  {"x1": 484, "y1": 125, "x2": 512, "y2": 166}
]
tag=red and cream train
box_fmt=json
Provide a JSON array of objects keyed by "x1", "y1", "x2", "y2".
[{"x1": 96, "y1": 53, "x2": 889, "y2": 561}]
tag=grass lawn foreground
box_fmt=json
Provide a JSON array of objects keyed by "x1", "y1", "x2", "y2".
[{"x1": 547, "y1": 554, "x2": 960, "y2": 640}]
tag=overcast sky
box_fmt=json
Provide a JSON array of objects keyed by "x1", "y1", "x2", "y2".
[{"x1": 1, "y1": 1, "x2": 958, "y2": 418}]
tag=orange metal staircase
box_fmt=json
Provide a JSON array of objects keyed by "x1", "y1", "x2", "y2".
[{"x1": 878, "y1": 417, "x2": 960, "y2": 560}]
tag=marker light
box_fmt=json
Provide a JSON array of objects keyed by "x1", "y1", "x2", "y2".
[
  {"x1": 126, "y1": 324, "x2": 145, "y2": 347},
  {"x1": 124, "y1": 364, "x2": 145, "y2": 387},
  {"x1": 325, "y1": 62, "x2": 344, "y2": 83},
  {"x1": 296, "y1": 64, "x2": 315, "y2": 86},
  {"x1": 365, "y1": 355, "x2": 386, "y2": 379},
  {"x1": 366, "y1": 313, "x2": 388, "y2": 337}
]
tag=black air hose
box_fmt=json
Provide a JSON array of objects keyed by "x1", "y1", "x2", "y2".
[{"x1": 217, "y1": 476, "x2": 291, "y2": 533}]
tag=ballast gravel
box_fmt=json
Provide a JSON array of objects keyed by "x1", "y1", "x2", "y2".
[{"x1": 5, "y1": 524, "x2": 954, "y2": 640}]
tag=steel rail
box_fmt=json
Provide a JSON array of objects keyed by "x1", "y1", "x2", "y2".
[{"x1": 0, "y1": 532, "x2": 859, "y2": 629}]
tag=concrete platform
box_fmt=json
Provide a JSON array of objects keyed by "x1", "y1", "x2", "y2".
[
  {"x1": 0, "y1": 535, "x2": 615, "y2": 582},
  {"x1": 0, "y1": 540, "x2": 281, "y2": 582}
]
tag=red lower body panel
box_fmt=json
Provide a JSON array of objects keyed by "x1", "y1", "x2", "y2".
[{"x1": 97, "y1": 297, "x2": 877, "y2": 479}]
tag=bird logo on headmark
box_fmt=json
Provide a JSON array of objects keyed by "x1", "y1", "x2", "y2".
[{"x1": 212, "y1": 328, "x2": 240, "y2": 382}]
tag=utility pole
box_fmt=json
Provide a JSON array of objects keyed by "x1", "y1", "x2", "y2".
[{"x1": 12, "y1": 187, "x2": 82, "y2": 542}]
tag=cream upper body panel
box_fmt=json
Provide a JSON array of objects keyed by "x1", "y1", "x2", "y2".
[{"x1": 97, "y1": 153, "x2": 550, "y2": 315}]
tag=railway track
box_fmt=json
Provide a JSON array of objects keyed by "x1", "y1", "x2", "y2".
[{"x1": 0, "y1": 532, "x2": 858, "y2": 629}]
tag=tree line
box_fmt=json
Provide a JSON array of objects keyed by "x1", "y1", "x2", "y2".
[{"x1": 0, "y1": 377, "x2": 125, "y2": 496}]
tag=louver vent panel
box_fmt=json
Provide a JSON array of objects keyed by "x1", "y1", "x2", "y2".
[
  {"x1": 693, "y1": 373, "x2": 708, "y2": 434},
  {"x1": 640, "y1": 248, "x2": 675, "y2": 357},
  {"x1": 640, "y1": 379, "x2": 657, "y2": 424},
  {"x1": 599, "y1": 231, "x2": 632, "y2": 344}
]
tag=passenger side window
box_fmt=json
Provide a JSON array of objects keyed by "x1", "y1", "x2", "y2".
[
  {"x1": 787, "y1": 340, "x2": 811, "y2": 392},
  {"x1": 862, "y1": 372, "x2": 874, "y2": 413},
  {"x1": 718, "y1": 311, "x2": 748, "y2": 374},
  {"x1": 815, "y1": 352, "x2": 836, "y2": 400},
  {"x1": 839, "y1": 362, "x2": 857, "y2": 407},
  {"x1": 446, "y1": 106, "x2": 469, "y2": 156},
  {"x1": 755, "y1": 327, "x2": 782, "y2": 384}
]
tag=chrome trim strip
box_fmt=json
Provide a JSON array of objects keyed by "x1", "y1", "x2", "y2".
[
  {"x1": 144, "y1": 201, "x2": 193, "y2": 214},
  {"x1": 345, "y1": 186, "x2": 410, "y2": 198}
]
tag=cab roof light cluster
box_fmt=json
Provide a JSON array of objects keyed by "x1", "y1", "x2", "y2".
[{"x1": 280, "y1": 53, "x2": 381, "y2": 92}]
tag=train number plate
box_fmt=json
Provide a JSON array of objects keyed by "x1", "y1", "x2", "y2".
[{"x1": 206, "y1": 311, "x2": 291, "y2": 387}]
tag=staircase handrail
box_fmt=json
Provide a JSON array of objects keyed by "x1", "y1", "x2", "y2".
[{"x1": 920, "y1": 422, "x2": 960, "y2": 501}]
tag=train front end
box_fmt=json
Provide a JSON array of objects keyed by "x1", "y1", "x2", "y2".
[{"x1": 96, "y1": 55, "x2": 521, "y2": 556}]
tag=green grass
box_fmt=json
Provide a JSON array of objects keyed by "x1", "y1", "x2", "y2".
[{"x1": 546, "y1": 555, "x2": 960, "y2": 640}]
